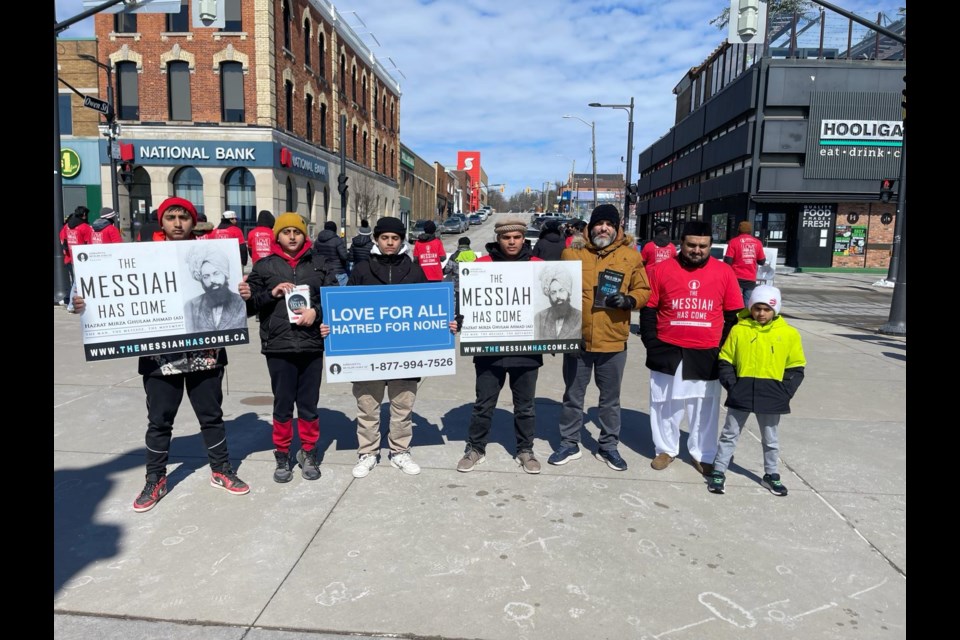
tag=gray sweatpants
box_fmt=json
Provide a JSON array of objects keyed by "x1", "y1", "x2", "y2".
[{"x1": 713, "y1": 408, "x2": 781, "y2": 476}]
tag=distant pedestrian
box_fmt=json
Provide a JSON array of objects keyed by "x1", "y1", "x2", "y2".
[
  {"x1": 137, "y1": 209, "x2": 163, "y2": 242},
  {"x1": 90, "y1": 207, "x2": 122, "y2": 244},
  {"x1": 532, "y1": 218, "x2": 565, "y2": 260},
  {"x1": 413, "y1": 220, "x2": 446, "y2": 281},
  {"x1": 350, "y1": 218, "x2": 374, "y2": 269},
  {"x1": 313, "y1": 221, "x2": 350, "y2": 285},
  {"x1": 724, "y1": 221, "x2": 766, "y2": 307},
  {"x1": 59, "y1": 205, "x2": 92, "y2": 306},
  {"x1": 207, "y1": 210, "x2": 249, "y2": 268},
  {"x1": 564, "y1": 219, "x2": 587, "y2": 248},
  {"x1": 247, "y1": 209, "x2": 276, "y2": 265},
  {"x1": 242, "y1": 212, "x2": 337, "y2": 483},
  {"x1": 442, "y1": 236, "x2": 477, "y2": 323},
  {"x1": 709, "y1": 286, "x2": 806, "y2": 496},
  {"x1": 640, "y1": 223, "x2": 676, "y2": 269},
  {"x1": 640, "y1": 221, "x2": 743, "y2": 477}
]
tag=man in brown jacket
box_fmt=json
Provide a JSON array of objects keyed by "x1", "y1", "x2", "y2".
[{"x1": 548, "y1": 204, "x2": 651, "y2": 471}]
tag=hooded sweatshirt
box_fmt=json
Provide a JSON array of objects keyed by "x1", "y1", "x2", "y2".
[
  {"x1": 247, "y1": 210, "x2": 276, "y2": 264},
  {"x1": 90, "y1": 218, "x2": 122, "y2": 244},
  {"x1": 350, "y1": 227, "x2": 374, "y2": 265},
  {"x1": 313, "y1": 228, "x2": 349, "y2": 276},
  {"x1": 59, "y1": 214, "x2": 93, "y2": 263}
]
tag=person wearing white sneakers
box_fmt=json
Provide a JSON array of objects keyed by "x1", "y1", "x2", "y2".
[{"x1": 324, "y1": 217, "x2": 457, "y2": 478}]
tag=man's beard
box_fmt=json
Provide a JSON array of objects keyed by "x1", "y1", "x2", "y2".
[
  {"x1": 203, "y1": 282, "x2": 233, "y2": 305},
  {"x1": 678, "y1": 252, "x2": 708, "y2": 268},
  {"x1": 551, "y1": 299, "x2": 572, "y2": 315},
  {"x1": 591, "y1": 232, "x2": 613, "y2": 249}
]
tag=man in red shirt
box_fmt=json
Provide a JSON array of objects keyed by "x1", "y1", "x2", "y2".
[
  {"x1": 59, "y1": 206, "x2": 93, "y2": 306},
  {"x1": 724, "y1": 221, "x2": 766, "y2": 308},
  {"x1": 640, "y1": 223, "x2": 677, "y2": 269},
  {"x1": 412, "y1": 220, "x2": 446, "y2": 281},
  {"x1": 639, "y1": 221, "x2": 743, "y2": 477},
  {"x1": 247, "y1": 210, "x2": 276, "y2": 264},
  {"x1": 90, "y1": 207, "x2": 123, "y2": 244},
  {"x1": 207, "y1": 210, "x2": 248, "y2": 268}
]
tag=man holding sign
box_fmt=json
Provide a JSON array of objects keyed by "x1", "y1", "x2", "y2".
[{"x1": 71, "y1": 197, "x2": 252, "y2": 512}]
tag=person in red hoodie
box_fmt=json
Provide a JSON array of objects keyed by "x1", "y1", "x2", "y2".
[
  {"x1": 207, "y1": 210, "x2": 248, "y2": 269},
  {"x1": 724, "y1": 221, "x2": 767, "y2": 308},
  {"x1": 241, "y1": 213, "x2": 338, "y2": 483},
  {"x1": 71, "y1": 196, "x2": 252, "y2": 512},
  {"x1": 412, "y1": 220, "x2": 446, "y2": 281},
  {"x1": 90, "y1": 207, "x2": 123, "y2": 244},
  {"x1": 640, "y1": 223, "x2": 677, "y2": 269},
  {"x1": 247, "y1": 209, "x2": 276, "y2": 265},
  {"x1": 59, "y1": 206, "x2": 93, "y2": 306}
]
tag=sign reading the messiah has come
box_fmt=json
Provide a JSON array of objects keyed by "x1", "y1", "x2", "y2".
[
  {"x1": 320, "y1": 282, "x2": 456, "y2": 383},
  {"x1": 73, "y1": 240, "x2": 249, "y2": 361},
  {"x1": 458, "y1": 261, "x2": 583, "y2": 356}
]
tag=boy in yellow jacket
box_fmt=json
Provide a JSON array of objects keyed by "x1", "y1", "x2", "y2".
[{"x1": 710, "y1": 285, "x2": 806, "y2": 496}]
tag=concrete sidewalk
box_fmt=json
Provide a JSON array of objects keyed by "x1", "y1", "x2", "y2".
[{"x1": 54, "y1": 278, "x2": 906, "y2": 640}]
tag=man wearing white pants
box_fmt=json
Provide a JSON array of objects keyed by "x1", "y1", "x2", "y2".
[{"x1": 639, "y1": 221, "x2": 743, "y2": 476}]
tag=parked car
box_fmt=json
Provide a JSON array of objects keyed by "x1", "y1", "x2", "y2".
[
  {"x1": 440, "y1": 218, "x2": 464, "y2": 235},
  {"x1": 408, "y1": 219, "x2": 431, "y2": 243},
  {"x1": 449, "y1": 214, "x2": 469, "y2": 232},
  {"x1": 468, "y1": 214, "x2": 483, "y2": 226},
  {"x1": 524, "y1": 227, "x2": 540, "y2": 248}
]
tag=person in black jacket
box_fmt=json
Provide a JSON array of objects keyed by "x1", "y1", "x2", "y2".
[
  {"x1": 242, "y1": 213, "x2": 338, "y2": 483},
  {"x1": 457, "y1": 217, "x2": 544, "y2": 475},
  {"x1": 332, "y1": 216, "x2": 458, "y2": 479},
  {"x1": 349, "y1": 218, "x2": 374, "y2": 269},
  {"x1": 531, "y1": 218, "x2": 565, "y2": 260},
  {"x1": 313, "y1": 220, "x2": 350, "y2": 285}
]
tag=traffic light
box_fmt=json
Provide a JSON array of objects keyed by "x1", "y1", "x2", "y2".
[
  {"x1": 118, "y1": 162, "x2": 134, "y2": 185},
  {"x1": 879, "y1": 179, "x2": 895, "y2": 203},
  {"x1": 337, "y1": 173, "x2": 349, "y2": 196}
]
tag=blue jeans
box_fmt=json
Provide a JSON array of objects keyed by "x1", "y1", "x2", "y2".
[{"x1": 336, "y1": 273, "x2": 349, "y2": 286}]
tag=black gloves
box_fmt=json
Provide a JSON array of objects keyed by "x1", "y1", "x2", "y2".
[{"x1": 605, "y1": 292, "x2": 636, "y2": 310}]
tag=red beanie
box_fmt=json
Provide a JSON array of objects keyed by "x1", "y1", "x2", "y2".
[{"x1": 157, "y1": 197, "x2": 198, "y2": 223}]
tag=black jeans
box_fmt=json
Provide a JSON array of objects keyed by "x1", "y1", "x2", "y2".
[
  {"x1": 265, "y1": 352, "x2": 324, "y2": 422},
  {"x1": 466, "y1": 363, "x2": 539, "y2": 454},
  {"x1": 142, "y1": 368, "x2": 229, "y2": 478}
]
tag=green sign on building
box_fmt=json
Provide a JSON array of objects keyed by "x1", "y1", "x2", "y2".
[
  {"x1": 61, "y1": 148, "x2": 81, "y2": 179},
  {"x1": 400, "y1": 149, "x2": 415, "y2": 170}
]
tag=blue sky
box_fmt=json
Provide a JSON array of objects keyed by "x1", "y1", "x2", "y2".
[{"x1": 55, "y1": 1, "x2": 900, "y2": 198}]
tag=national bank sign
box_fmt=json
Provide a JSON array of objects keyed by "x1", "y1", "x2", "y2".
[{"x1": 804, "y1": 92, "x2": 903, "y2": 180}]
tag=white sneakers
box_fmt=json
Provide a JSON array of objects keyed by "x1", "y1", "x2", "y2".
[
  {"x1": 352, "y1": 454, "x2": 378, "y2": 478},
  {"x1": 352, "y1": 451, "x2": 422, "y2": 477},
  {"x1": 389, "y1": 451, "x2": 421, "y2": 475}
]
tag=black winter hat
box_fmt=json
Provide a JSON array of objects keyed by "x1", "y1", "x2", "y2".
[
  {"x1": 588, "y1": 204, "x2": 620, "y2": 230},
  {"x1": 457, "y1": 236, "x2": 471, "y2": 246},
  {"x1": 424, "y1": 220, "x2": 437, "y2": 234},
  {"x1": 257, "y1": 209, "x2": 275, "y2": 227},
  {"x1": 374, "y1": 216, "x2": 406, "y2": 238},
  {"x1": 681, "y1": 220, "x2": 713, "y2": 239},
  {"x1": 324, "y1": 221, "x2": 337, "y2": 232}
]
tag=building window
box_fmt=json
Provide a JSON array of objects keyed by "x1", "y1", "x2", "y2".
[
  {"x1": 221, "y1": 0, "x2": 242, "y2": 31},
  {"x1": 305, "y1": 94, "x2": 313, "y2": 140},
  {"x1": 286, "y1": 176, "x2": 297, "y2": 213},
  {"x1": 373, "y1": 138, "x2": 378, "y2": 172},
  {"x1": 339, "y1": 54, "x2": 346, "y2": 96},
  {"x1": 114, "y1": 12, "x2": 137, "y2": 33},
  {"x1": 320, "y1": 102, "x2": 327, "y2": 147},
  {"x1": 173, "y1": 166, "x2": 204, "y2": 217},
  {"x1": 220, "y1": 62, "x2": 244, "y2": 122},
  {"x1": 306, "y1": 182, "x2": 314, "y2": 220},
  {"x1": 382, "y1": 95, "x2": 387, "y2": 123},
  {"x1": 382, "y1": 143, "x2": 386, "y2": 173},
  {"x1": 390, "y1": 103, "x2": 395, "y2": 131},
  {"x1": 282, "y1": 0, "x2": 291, "y2": 50},
  {"x1": 373, "y1": 86, "x2": 379, "y2": 121},
  {"x1": 352, "y1": 124, "x2": 358, "y2": 161},
  {"x1": 390, "y1": 149, "x2": 394, "y2": 178},
  {"x1": 303, "y1": 20, "x2": 311, "y2": 67},
  {"x1": 318, "y1": 32, "x2": 325, "y2": 77},
  {"x1": 58, "y1": 94, "x2": 73, "y2": 135},
  {"x1": 225, "y1": 167, "x2": 256, "y2": 227},
  {"x1": 116, "y1": 61, "x2": 139, "y2": 120},
  {"x1": 361, "y1": 76, "x2": 367, "y2": 110},
  {"x1": 285, "y1": 80, "x2": 294, "y2": 131},
  {"x1": 167, "y1": 61, "x2": 191, "y2": 121},
  {"x1": 362, "y1": 131, "x2": 367, "y2": 164},
  {"x1": 165, "y1": 0, "x2": 189, "y2": 32},
  {"x1": 351, "y1": 66, "x2": 357, "y2": 102}
]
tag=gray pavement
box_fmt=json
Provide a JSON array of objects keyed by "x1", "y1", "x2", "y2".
[{"x1": 54, "y1": 268, "x2": 906, "y2": 640}]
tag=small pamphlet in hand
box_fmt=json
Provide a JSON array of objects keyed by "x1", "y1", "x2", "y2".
[
  {"x1": 285, "y1": 285, "x2": 311, "y2": 322},
  {"x1": 593, "y1": 269, "x2": 625, "y2": 308}
]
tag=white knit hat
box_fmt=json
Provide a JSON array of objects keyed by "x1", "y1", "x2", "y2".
[{"x1": 748, "y1": 285, "x2": 782, "y2": 314}]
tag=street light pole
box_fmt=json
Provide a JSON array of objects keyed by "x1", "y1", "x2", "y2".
[
  {"x1": 80, "y1": 54, "x2": 120, "y2": 231},
  {"x1": 563, "y1": 115, "x2": 598, "y2": 212},
  {"x1": 590, "y1": 98, "x2": 635, "y2": 230}
]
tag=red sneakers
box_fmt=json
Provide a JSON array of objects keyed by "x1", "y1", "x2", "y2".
[
  {"x1": 133, "y1": 475, "x2": 168, "y2": 512},
  {"x1": 210, "y1": 466, "x2": 250, "y2": 495}
]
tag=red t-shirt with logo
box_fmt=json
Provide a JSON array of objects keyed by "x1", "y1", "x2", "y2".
[
  {"x1": 247, "y1": 227, "x2": 275, "y2": 263},
  {"x1": 641, "y1": 241, "x2": 677, "y2": 267},
  {"x1": 646, "y1": 257, "x2": 743, "y2": 349},
  {"x1": 60, "y1": 223, "x2": 93, "y2": 264},
  {"x1": 207, "y1": 224, "x2": 246, "y2": 246},
  {"x1": 414, "y1": 237, "x2": 446, "y2": 281},
  {"x1": 724, "y1": 233, "x2": 766, "y2": 281}
]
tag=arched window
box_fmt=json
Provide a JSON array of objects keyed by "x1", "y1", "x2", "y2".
[
  {"x1": 318, "y1": 32, "x2": 325, "y2": 77},
  {"x1": 352, "y1": 124, "x2": 358, "y2": 161},
  {"x1": 373, "y1": 86, "x2": 378, "y2": 121},
  {"x1": 339, "y1": 54, "x2": 346, "y2": 97},
  {"x1": 220, "y1": 61, "x2": 244, "y2": 122},
  {"x1": 351, "y1": 66, "x2": 357, "y2": 102},
  {"x1": 362, "y1": 130, "x2": 367, "y2": 164},
  {"x1": 382, "y1": 95, "x2": 387, "y2": 124},
  {"x1": 282, "y1": 0, "x2": 291, "y2": 50},
  {"x1": 361, "y1": 76, "x2": 367, "y2": 110},
  {"x1": 303, "y1": 20, "x2": 311, "y2": 67},
  {"x1": 382, "y1": 143, "x2": 387, "y2": 174},
  {"x1": 285, "y1": 80, "x2": 293, "y2": 131},
  {"x1": 116, "y1": 61, "x2": 139, "y2": 120},
  {"x1": 167, "y1": 61, "x2": 191, "y2": 121},
  {"x1": 320, "y1": 102, "x2": 327, "y2": 147},
  {"x1": 373, "y1": 138, "x2": 378, "y2": 172},
  {"x1": 225, "y1": 167, "x2": 256, "y2": 228},
  {"x1": 305, "y1": 94, "x2": 313, "y2": 140},
  {"x1": 390, "y1": 149, "x2": 394, "y2": 178},
  {"x1": 286, "y1": 176, "x2": 297, "y2": 213},
  {"x1": 390, "y1": 102, "x2": 395, "y2": 131},
  {"x1": 173, "y1": 166, "x2": 203, "y2": 217}
]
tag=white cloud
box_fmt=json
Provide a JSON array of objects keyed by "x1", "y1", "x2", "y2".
[{"x1": 55, "y1": 0, "x2": 902, "y2": 199}]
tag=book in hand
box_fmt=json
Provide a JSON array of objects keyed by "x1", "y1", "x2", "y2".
[
  {"x1": 285, "y1": 285, "x2": 311, "y2": 322},
  {"x1": 593, "y1": 269, "x2": 625, "y2": 308}
]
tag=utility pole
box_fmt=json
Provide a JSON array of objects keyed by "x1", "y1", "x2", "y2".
[{"x1": 338, "y1": 113, "x2": 348, "y2": 233}]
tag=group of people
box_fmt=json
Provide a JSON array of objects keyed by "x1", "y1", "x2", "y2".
[{"x1": 67, "y1": 197, "x2": 804, "y2": 513}]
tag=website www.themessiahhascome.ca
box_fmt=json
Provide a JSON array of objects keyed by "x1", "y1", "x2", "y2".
[{"x1": 88, "y1": 334, "x2": 245, "y2": 358}]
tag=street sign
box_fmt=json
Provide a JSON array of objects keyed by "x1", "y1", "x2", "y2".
[{"x1": 83, "y1": 96, "x2": 109, "y2": 116}]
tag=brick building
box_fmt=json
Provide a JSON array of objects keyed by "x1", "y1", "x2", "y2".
[{"x1": 89, "y1": 0, "x2": 401, "y2": 239}]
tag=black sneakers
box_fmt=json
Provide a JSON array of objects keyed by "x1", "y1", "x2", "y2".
[
  {"x1": 133, "y1": 474, "x2": 168, "y2": 512},
  {"x1": 274, "y1": 451, "x2": 293, "y2": 483},
  {"x1": 595, "y1": 448, "x2": 628, "y2": 471},
  {"x1": 707, "y1": 471, "x2": 726, "y2": 494},
  {"x1": 762, "y1": 473, "x2": 788, "y2": 496}
]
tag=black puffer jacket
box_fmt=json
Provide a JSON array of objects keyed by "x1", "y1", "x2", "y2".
[
  {"x1": 347, "y1": 245, "x2": 426, "y2": 285},
  {"x1": 531, "y1": 228, "x2": 565, "y2": 260},
  {"x1": 246, "y1": 243, "x2": 338, "y2": 354},
  {"x1": 313, "y1": 229, "x2": 349, "y2": 276},
  {"x1": 350, "y1": 232, "x2": 374, "y2": 265}
]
